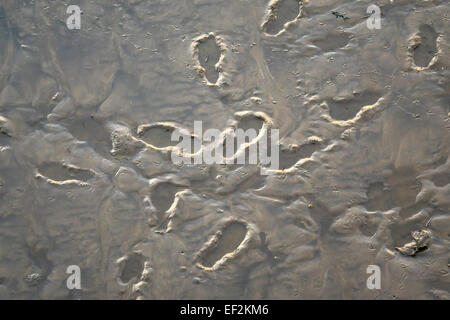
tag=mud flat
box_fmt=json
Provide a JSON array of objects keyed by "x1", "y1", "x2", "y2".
[{"x1": 0, "y1": 0, "x2": 448, "y2": 300}]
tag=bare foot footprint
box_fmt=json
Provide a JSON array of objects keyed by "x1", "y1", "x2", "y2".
[
  {"x1": 151, "y1": 182, "x2": 185, "y2": 213},
  {"x1": 198, "y1": 221, "x2": 248, "y2": 269},
  {"x1": 137, "y1": 123, "x2": 178, "y2": 149},
  {"x1": 263, "y1": 0, "x2": 301, "y2": 35},
  {"x1": 328, "y1": 92, "x2": 380, "y2": 121},
  {"x1": 118, "y1": 253, "x2": 146, "y2": 284},
  {"x1": 197, "y1": 35, "x2": 221, "y2": 84},
  {"x1": 279, "y1": 141, "x2": 322, "y2": 169},
  {"x1": 413, "y1": 25, "x2": 438, "y2": 68},
  {"x1": 37, "y1": 162, "x2": 94, "y2": 182}
]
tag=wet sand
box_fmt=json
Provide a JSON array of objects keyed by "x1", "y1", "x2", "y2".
[{"x1": 0, "y1": 0, "x2": 449, "y2": 299}]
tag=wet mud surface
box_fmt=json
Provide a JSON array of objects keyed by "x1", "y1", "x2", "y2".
[
  {"x1": 263, "y1": 0, "x2": 301, "y2": 35},
  {"x1": 197, "y1": 35, "x2": 222, "y2": 84},
  {"x1": 414, "y1": 25, "x2": 439, "y2": 68},
  {"x1": 199, "y1": 221, "x2": 248, "y2": 269},
  {"x1": 0, "y1": 0, "x2": 449, "y2": 300}
]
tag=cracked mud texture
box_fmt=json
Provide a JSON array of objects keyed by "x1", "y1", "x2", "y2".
[{"x1": 0, "y1": 0, "x2": 449, "y2": 300}]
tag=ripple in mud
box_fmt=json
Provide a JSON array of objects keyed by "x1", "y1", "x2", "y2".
[
  {"x1": 151, "y1": 182, "x2": 184, "y2": 212},
  {"x1": 414, "y1": 25, "x2": 438, "y2": 68},
  {"x1": 264, "y1": 0, "x2": 301, "y2": 35},
  {"x1": 313, "y1": 32, "x2": 350, "y2": 52},
  {"x1": 328, "y1": 92, "x2": 380, "y2": 121},
  {"x1": 197, "y1": 35, "x2": 221, "y2": 84},
  {"x1": 37, "y1": 162, "x2": 94, "y2": 182},
  {"x1": 201, "y1": 222, "x2": 247, "y2": 268},
  {"x1": 120, "y1": 253, "x2": 146, "y2": 284},
  {"x1": 365, "y1": 168, "x2": 423, "y2": 218}
]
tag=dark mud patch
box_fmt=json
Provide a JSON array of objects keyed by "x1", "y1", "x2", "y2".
[
  {"x1": 313, "y1": 32, "x2": 350, "y2": 52},
  {"x1": 237, "y1": 171, "x2": 267, "y2": 191},
  {"x1": 328, "y1": 92, "x2": 380, "y2": 121},
  {"x1": 279, "y1": 150, "x2": 301, "y2": 170},
  {"x1": 365, "y1": 168, "x2": 423, "y2": 219},
  {"x1": 197, "y1": 35, "x2": 221, "y2": 84},
  {"x1": 0, "y1": 132, "x2": 9, "y2": 145},
  {"x1": 64, "y1": 117, "x2": 111, "y2": 157},
  {"x1": 438, "y1": 82, "x2": 450, "y2": 113},
  {"x1": 360, "y1": 221, "x2": 378, "y2": 237},
  {"x1": 265, "y1": 0, "x2": 301, "y2": 35},
  {"x1": 259, "y1": 232, "x2": 278, "y2": 264},
  {"x1": 120, "y1": 253, "x2": 146, "y2": 284},
  {"x1": 279, "y1": 143, "x2": 321, "y2": 169},
  {"x1": 431, "y1": 174, "x2": 449, "y2": 187},
  {"x1": 138, "y1": 125, "x2": 177, "y2": 148},
  {"x1": 201, "y1": 222, "x2": 247, "y2": 268},
  {"x1": 414, "y1": 25, "x2": 438, "y2": 68},
  {"x1": 235, "y1": 116, "x2": 266, "y2": 155},
  {"x1": 236, "y1": 116, "x2": 265, "y2": 133},
  {"x1": 37, "y1": 162, "x2": 94, "y2": 182},
  {"x1": 0, "y1": 6, "x2": 11, "y2": 84},
  {"x1": 151, "y1": 182, "x2": 184, "y2": 212},
  {"x1": 26, "y1": 247, "x2": 52, "y2": 285}
]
